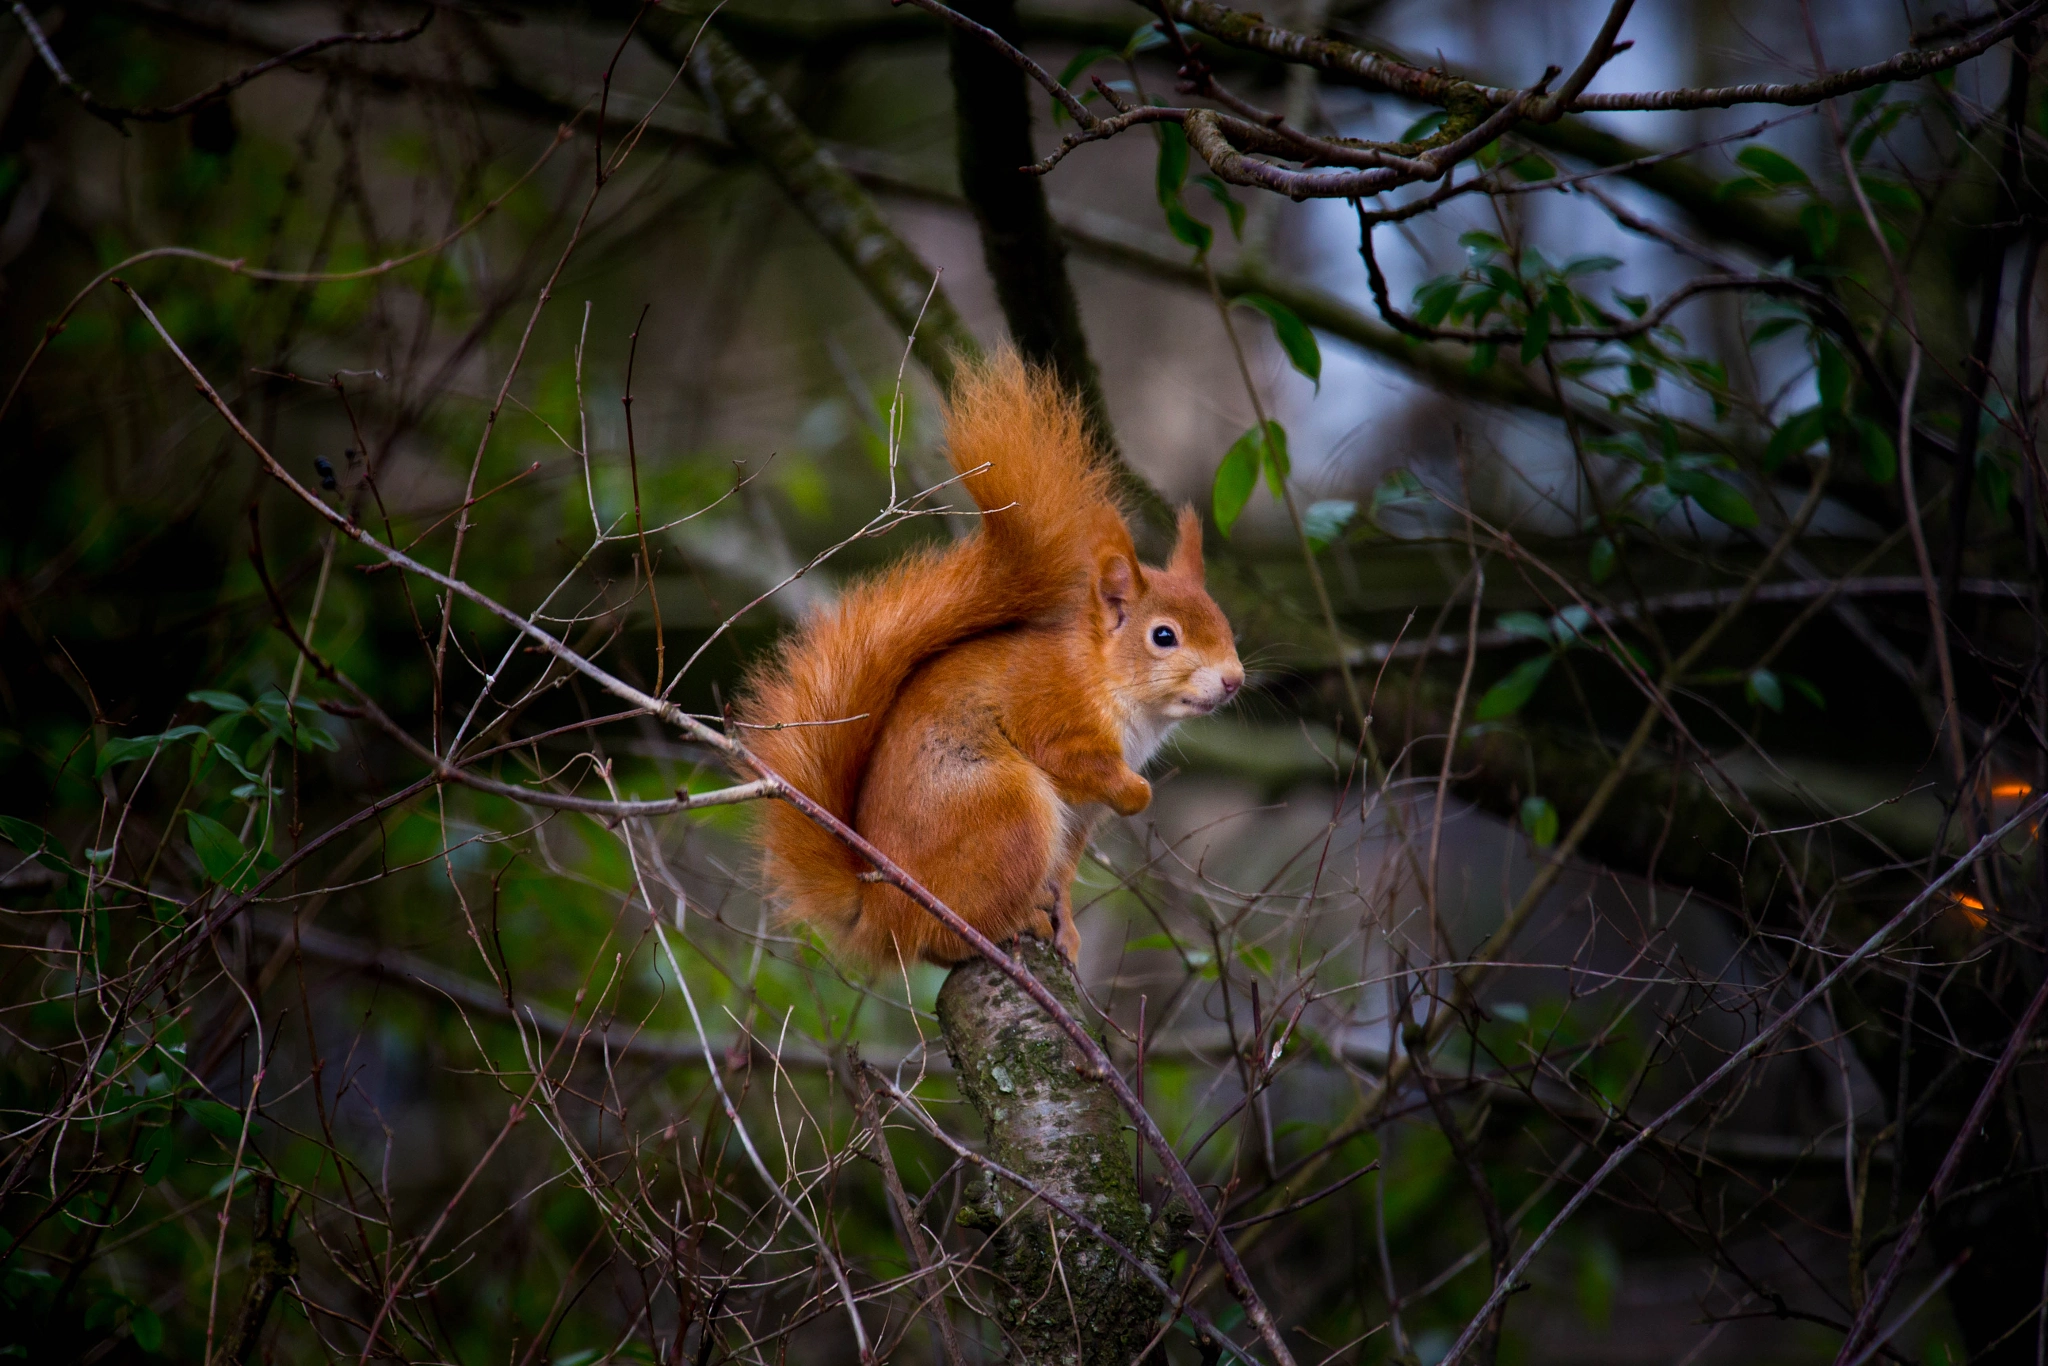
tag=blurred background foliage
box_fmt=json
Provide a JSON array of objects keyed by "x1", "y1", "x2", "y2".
[{"x1": 0, "y1": 1, "x2": 2043, "y2": 1363}]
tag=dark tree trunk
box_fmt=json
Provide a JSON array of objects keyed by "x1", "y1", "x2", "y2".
[
  {"x1": 946, "y1": 2, "x2": 1130, "y2": 473},
  {"x1": 938, "y1": 937, "x2": 1171, "y2": 1365}
]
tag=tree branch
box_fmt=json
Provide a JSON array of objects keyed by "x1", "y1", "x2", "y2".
[
  {"x1": 648, "y1": 17, "x2": 981, "y2": 393},
  {"x1": 11, "y1": 1, "x2": 433, "y2": 129}
]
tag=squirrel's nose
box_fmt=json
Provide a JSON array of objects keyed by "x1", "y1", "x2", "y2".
[{"x1": 1220, "y1": 674, "x2": 1243, "y2": 697}]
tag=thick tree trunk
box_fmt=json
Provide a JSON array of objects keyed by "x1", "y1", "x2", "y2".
[{"x1": 937, "y1": 937, "x2": 1170, "y2": 1365}]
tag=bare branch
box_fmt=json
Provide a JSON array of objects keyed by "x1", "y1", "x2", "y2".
[{"x1": 10, "y1": 2, "x2": 434, "y2": 129}]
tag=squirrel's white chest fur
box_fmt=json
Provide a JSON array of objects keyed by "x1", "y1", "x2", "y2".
[{"x1": 1120, "y1": 710, "x2": 1177, "y2": 772}]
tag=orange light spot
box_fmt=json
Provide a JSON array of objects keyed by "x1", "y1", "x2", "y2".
[
  {"x1": 1954, "y1": 894, "x2": 1989, "y2": 929},
  {"x1": 1991, "y1": 781, "x2": 2034, "y2": 799}
]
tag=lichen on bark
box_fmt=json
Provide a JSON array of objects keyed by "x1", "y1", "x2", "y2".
[{"x1": 937, "y1": 937, "x2": 1171, "y2": 1365}]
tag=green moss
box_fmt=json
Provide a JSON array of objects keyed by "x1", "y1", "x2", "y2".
[{"x1": 937, "y1": 939, "x2": 1170, "y2": 1364}]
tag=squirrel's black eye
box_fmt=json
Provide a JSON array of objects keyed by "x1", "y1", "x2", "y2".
[{"x1": 1151, "y1": 625, "x2": 1179, "y2": 649}]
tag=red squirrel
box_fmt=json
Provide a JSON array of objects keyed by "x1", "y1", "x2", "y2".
[{"x1": 740, "y1": 354, "x2": 1243, "y2": 966}]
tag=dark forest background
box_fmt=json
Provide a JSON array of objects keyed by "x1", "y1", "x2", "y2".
[{"x1": 0, "y1": 1, "x2": 2044, "y2": 1363}]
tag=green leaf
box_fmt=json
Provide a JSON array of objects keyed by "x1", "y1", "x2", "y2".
[
  {"x1": 0, "y1": 816, "x2": 49, "y2": 857},
  {"x1": 1588, "y1": 535, "x2": 1617, "y2": 585},
  {"x1": 1508, "y1": 153, "x2": 1556, "y2": 182},
  {"x1": 1415, "y1": 277, "x2": 1462, "y2": 327},
  {"x1": 1163, "y1": 200, "x2": 1213, "y2": 255},
  {"x1": 1852, "y1": 415, "x2": 1897, "y2": 483},
  {"x1": 1234, "y1": 294, "x2": 1321, "y2": 388},
  {"x1": 1052, "y1": 47, "x2": 1118, "y2": 123},
  {"x1": 1749, "y1": 316, "x2": 1804, "y2": 345},
  {"x1": 1520, "y1": 301, "x2": 1552, "y2": 365},
  {"x1": 1745, "y1": 668, "x2": 1785, "y2": 712},
  {"x1": 96, "y1": 726, "x2": 209, "y2": 776},
  {"x1": 1851, "y1": 102, "x2": 1911, "y2": 162},
  {"x1": 1467, "y1": 342, "x2": 1498, "y2": 374},
  {"x1": 1212, "y1": 427, "x2": 1262, "y2": 537},
  {"x1": 1457, "y1": 230, "x2": 1506, "y2": 256},
  {"x1": 1815, "y1": 337, "x2": 1850, "y2": 411},
  {"x1": 186, "y1": 689, "x2": 249, "y2": 713},
  {"x1": 1155, "y1": 122, "x2": 1190, "y2": 206},
  {"x1": 1519, "y1": 794, "x2": 1559, "y2": 848},
  {"x1": 1798, "y1": 201, "x2": 1839, "y2": 257},
  {"x1": 1734, "y1": 145, "x2": 1811, "y2": 188},
  {"x1": 1400, "y1": 110, "x2": 1448, "y2": 142},
  {"x1": 1713, "y1": 175, "x2": 1771, "y2": 203},
  {"x1": 254, "y1": 692, "x2": 336, "y2": 750},
  {"x1": 205, "y1": 735, "x2": 267, "y2": 786},
  {"x1": 294, "y1": 721, "x2": 338, "y2": 753},
  {"x1": 1603, "y1": 637, "x2": 1653, "y2": 673},
  {"x1": 1456, "y1": 287, "x2": 1502, "y2": 324},
  {"x1": 1656, "y1": 414, "x2": 1679, "y2": 462},
  {"x1": 208, "y1": 1167, "x2": 258, "y2": 1199},
  {"x1": 1237, "y1": 944, "x2": 1274, "y2": 976},
  {"x1": 1194, "y1": 175, "x2": 1245, "y2": 238},
  {"x1": 1788, "y1": 674, "x2": 1827, "y2": 709},
  {"x1": 1546, "y1": 281, "x2": 1580, "y2": 326},
  {"x1": 1763, "y1": 406, "x2": 1828, "y2": 473},
  {"x1": 1370, "y1": 469, "x2": 1428, "y2": 518},
  {"x1": 0, "y1": 815, "x2": 72, "y2": 878},
  {"x1": 1665, "y1": 468, "x2": 1759, "y2": 527},
  {"x1": 1126, "y1": 933, "x2": 1181, "y2": 953},
  {"x1": 1302, "y1": 499, "x2": 1356, "y2": 551},
  {"x1": 1122, "y1": 20, "x2": 1193, "y2": 59},
  {"x1": 137, "y1": 1126, "x2": 177, "y2": 1185},
  {"x1": 1474, "y1": 655, "x2": 1553, "y2": 721},
  {"x1": 1481, "y1": 262, "x2": 1520, "y2": 296},
  {"x1": 1496, "y1": 612, "x2": 1553, "y2": 643},
  {"x1": 1561, "y1": 255, "x2": 1622, "y2": 278},
  {"x1": 1850, "y1": 83, "x2": 1893, "y2": 124},
  {"x1": 130, "y1": 1307, "x2": 163, "y2": 1353},
  {"x1": 1858, "y1": 174, "x2": 1921, "y2": 215},
  {"x1": 186, "y1": 812, "x2": 254, "y2": 889},
  {"x1": 1259, "y1": 420, "x2": 1290, "y2": 497},
  {"x1": 187, "y1": 1097, "x2": 246, "y2": 1140}
]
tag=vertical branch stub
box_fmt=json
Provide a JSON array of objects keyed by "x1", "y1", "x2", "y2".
[{"x1": 938, "y1": 937, "x2": 1172, "y2": 1364}]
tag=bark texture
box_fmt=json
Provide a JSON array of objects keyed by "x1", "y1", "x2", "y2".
[{"x1": 937, "y1": 937, "x2": 1169, "y2": 1365}]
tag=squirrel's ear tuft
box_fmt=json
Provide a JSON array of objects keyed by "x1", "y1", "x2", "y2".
[
  {"x1": 1098, "y1": 553, "x2": 1136, "y2": 631},
  {"x1": 1169, "y1": 505, "x2": 1206, "y2": 579}
]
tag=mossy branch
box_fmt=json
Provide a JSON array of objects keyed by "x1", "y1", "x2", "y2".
[{"x1": 937, "y1": 938, "x2": 1173, "y2": 1366}]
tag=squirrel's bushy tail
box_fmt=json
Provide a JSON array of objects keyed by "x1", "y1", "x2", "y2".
[{"x1": 738, "y1": 353, "x2": 1128, "y2": 948}]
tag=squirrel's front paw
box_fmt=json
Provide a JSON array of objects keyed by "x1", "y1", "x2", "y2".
[{"x1": 1107, "y1": 772, "x2": 1152, "y2": 817}]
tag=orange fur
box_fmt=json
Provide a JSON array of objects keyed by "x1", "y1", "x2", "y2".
[{"x1": 739, "y1": 353, "x2": 1243, "y2": 967}]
